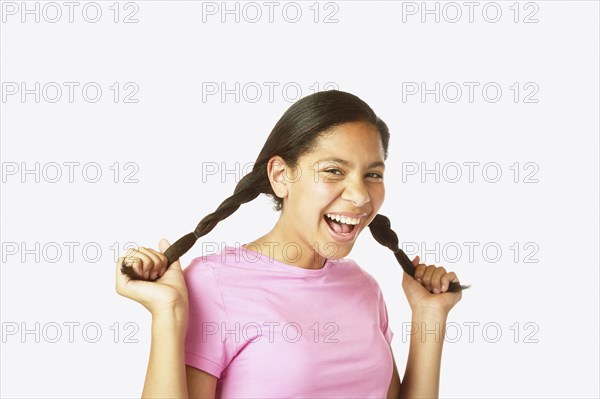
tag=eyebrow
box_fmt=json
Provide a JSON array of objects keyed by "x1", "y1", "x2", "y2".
[{"x1": 315, "y1": 157, "x2": 386, "y2": 169}]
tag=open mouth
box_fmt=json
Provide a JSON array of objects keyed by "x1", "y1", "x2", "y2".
[{"x1": 323, "y1": 213, "x2": 358, "y2": 235}]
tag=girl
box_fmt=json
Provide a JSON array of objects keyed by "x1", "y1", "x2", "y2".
[{"x1": 115, "y1": 90, "x2": 468, "y2": 398}]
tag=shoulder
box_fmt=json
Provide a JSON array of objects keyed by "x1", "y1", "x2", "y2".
[
  {"x1": 182, "y1": 252, "x2": 233, "y2": 298},
  {"x1": 182, "y1": 249, "x2": 251, "y2": 297},
  {"x1": 333, "y1": 257, "x2": 381, "y2": 295},
  {"x1": 183, "y1": 255, "x2": 231, "y2": 320},
  {"x1": 183, "y1": 248, "x2": 236, "y2": 276},
  {"x1": 183, "y1": 255, "x2": 218, "y2": 280}
]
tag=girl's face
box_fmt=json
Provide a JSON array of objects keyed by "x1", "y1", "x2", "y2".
[{"x1": 277, "y1": 121, "x2": 386, "y2": 261}]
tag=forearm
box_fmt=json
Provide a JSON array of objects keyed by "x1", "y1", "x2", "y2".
[
  {"x1": 399, "y1": 308, "x2": 448, "y2": 399},
  {"x1": 142, "y1": 309, "x2": 189, "y2": 398}
]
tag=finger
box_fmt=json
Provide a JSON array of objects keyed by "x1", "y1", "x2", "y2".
[
  {"x1": 116, "y1": 256, "x2": 127, "y2": 294},
  {"x1": 412, "y1": 256, "x2": 420, "y2": 267},
  {"x1": 126, "y1": 250, "x2": 153, "y2": 279},
  {"x1": 122, "y1": 247, "x2": 145, "y2": 272},
  {"x1": 153, "y1": 244, "x2": 169, "y2": 266},
  {"x1": 421, "y1": 265, "x2": 437, "y2": 291},
  {"x1": 440, "y1": 272, "x2": 458, "y2": 292},
  {"x1": 158, "y1": 238, "x2": 181, "y2": 274},
  {"x1": 121, "y1": 256, "x2": 144, "y2": 277},
  {"x1": 153, "y1": 246, "x2": 169, "y2": 278},
  {"x1": 124, "y1": 246, "x2": 141, "y2": 258},
  {"x1": 430, "y1": 266, "x2": 447, "y2": 294},
  {"x1": 116, "y1": 256, "x2": 143, "y2": 294},
  {"x1": 137, "y1": 246, "x2": 164, "y2": 280},
  {"x1": 414, "y1": 264, "x2": 427, "y2": 282},
  {"x1": 115, "y1": 256, "x2": 154, "y2": 308}
]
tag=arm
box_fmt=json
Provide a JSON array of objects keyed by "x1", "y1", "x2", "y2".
[
  {"x1": 186, "y1": 366, "x2": 217, "y2": 399},
  {"x1": 398, "y1": 308, "x2": 448, "y2": 399},
  {"x1": 387, "y1": 351, "x2": 401, "y2": 399},
  {"x1": 142, "y1": 309, "x2": 218, "y2": 399},
  {"x1": 141, "y1": 309, "x2": 190, "y2": 398},
  {"x1": 393, "y1": 255, "x2": 462, "y2": 398},
  {"x1": 116, "y1": 242, "x2": 218, "y2": 398}
]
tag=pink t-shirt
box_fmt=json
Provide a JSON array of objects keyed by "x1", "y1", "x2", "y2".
[{"x1": 183, "y1": 245, "x2": 395, "y2": 398}]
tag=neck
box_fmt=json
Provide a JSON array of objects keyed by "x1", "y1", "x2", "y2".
[{"x1": 243, "y1": 218, "x2": 327, "y2": 270}]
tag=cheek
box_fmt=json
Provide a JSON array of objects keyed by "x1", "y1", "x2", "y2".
[
  {"x1": 370, "y1": 186, "x2": 385, "y2": 212},
  {"x1": 376, "y1": 185, "x2": 385, "y2": 204},
  {"x1": 296, "y1": 179, "x2": 340, "y2": 215},
  {"x1": 312, "y1": 179, "x2": 343, "y2": 205}
]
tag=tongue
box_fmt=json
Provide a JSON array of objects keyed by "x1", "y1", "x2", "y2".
[{"x1": 326, "y1": 217, "x2": 351, "y2": 234}]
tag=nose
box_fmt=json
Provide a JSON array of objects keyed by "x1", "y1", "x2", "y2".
[{"x1": 341, "y1": 177, "x2": 370, "y2": 208}]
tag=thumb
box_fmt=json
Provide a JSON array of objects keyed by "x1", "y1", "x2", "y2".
[
  {"x1": 158, "y1": 238, "x2": 171, "y2": 253},
  {"x1": 412, "y1": 255, "x2": 420, "y2": 267},
  {"x1": 402, "y1": 267, "x2": 418, "y2": 288},
  {"x1": 158, "y1": 238, "x2": 182, "y2": 271}
]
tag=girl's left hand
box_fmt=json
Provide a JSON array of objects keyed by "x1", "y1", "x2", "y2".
[{"x1": 401, "y1": 255, "x2": 462, "y2": 315}]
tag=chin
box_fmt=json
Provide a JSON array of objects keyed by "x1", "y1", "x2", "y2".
[{"x1": 320, "y1": 240, "x2": 354, "y2": 260}]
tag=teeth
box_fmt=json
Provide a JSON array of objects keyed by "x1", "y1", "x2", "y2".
[{"x1": 325, "y1": 213, "x2": 360, "y2": 225}]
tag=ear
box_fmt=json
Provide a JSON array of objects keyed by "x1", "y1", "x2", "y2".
[{"x1": 267, "y1": 155, "x2": 292, "y2": 199}]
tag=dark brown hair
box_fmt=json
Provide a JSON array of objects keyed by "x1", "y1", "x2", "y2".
[{"x1": 121, "y1": 90, "x2": 470, "y2": 292}]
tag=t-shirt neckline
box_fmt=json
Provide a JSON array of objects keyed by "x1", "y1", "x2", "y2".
[{"x1": 223, "y1": 245, "x2": 332, "y2": 276}]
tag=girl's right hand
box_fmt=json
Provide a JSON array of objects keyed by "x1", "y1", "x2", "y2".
[{"x1": 115, "y1": 238, "x2": 189, "y2": 316}]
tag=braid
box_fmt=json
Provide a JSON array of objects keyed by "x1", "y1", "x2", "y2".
[
  {"x1": 368, "y1": 213, "x2": 470, "y2": 292},
  {"x1": 120, "y1": 170, "x2": 264, "y2": 281}
]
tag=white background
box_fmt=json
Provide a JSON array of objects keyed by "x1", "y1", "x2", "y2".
[{"x1": 1, "y1": 1, "x2": 599, "y2": 398}]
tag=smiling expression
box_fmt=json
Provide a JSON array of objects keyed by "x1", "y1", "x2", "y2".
[{"x1": 271, "y1": 121, "x2": 386, "y2": 262}]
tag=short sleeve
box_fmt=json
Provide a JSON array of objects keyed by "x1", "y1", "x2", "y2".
[
  {"x1": 183, "y1": 259, "x2": 236, "y2": 378},
  {"x1": 375, "y1": 280, "x2": 394, "y2": 345}
]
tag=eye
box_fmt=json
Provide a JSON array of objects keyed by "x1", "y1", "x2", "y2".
[
  {"x1": 324, "y1": 169, "x2": 383, "y2": 179},
  {"x1": 368, "y1": 172, "x2": 384, "y2": 180}
]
